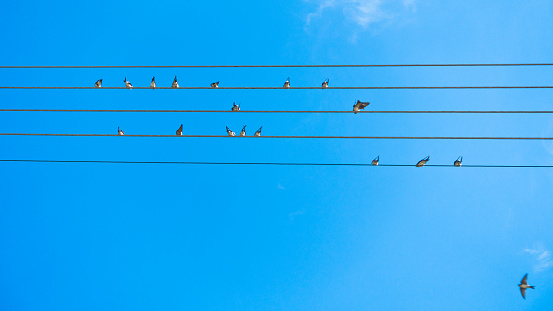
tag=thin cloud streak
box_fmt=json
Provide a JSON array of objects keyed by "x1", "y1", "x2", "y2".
[{"x1": 524, "y1": 247, "x2": 553, "y2": 272}]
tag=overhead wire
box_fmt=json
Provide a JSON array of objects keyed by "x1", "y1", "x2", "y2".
[
  {"x1": 0, "y1": 86, "x2": 552, "y2": 89},
  {"x1": 1, "y1": 63, "x2": 553, "y2": 68},
  {"x1": 1, "y1": 109, "x2": 552, "y2": 114}
]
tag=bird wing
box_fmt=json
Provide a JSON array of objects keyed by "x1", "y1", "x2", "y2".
[
  {"x1": 521, "y1": 274, "x2": 528, "y2": 285},
  {"x1": 520, "y1": 287, "x2": 526, "y2": 299},
  {"x1": 359, "y1": 102, "x2": 370, "y2": 109}
]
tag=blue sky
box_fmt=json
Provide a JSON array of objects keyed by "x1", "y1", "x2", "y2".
[{"x1": 1, "y1": 0, "x2": 553, "y2": 310}]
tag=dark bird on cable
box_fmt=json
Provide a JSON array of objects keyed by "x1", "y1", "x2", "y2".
[
  {"x1": 226, "y1": 126, "x2": 235, "y2": 137},
  {"x1": 211, "y1": 81, "x2": 219, "y2": 88},
  {"x1": 454, "y1": 156, "x2": 463, "y2": 167},
  {"x1": 176, "y1": 124, "x2": 183, "y2": 136},
  {"x1": 232, "y1": 102, "x2": 240, "y2": 112},
  {"x1": 255, "y1": 126, "x2": 263, "y2": 137},
  {"x1": 416, "y1": 156, "x2": 430, "y2": 167},
  {"x1": 283, "y1": 77, "x2": 290, "y2": 88},
  {"x1": 124, "y1": 77, "x2": 132, "y2": 89},
  {"x1": 172, "y1": 76, "x2": 179, "y2": 88},
  {"x1": 353, "y1": 100, "x2": 370, "y2": 114},
  {"x1": 150, "y1": 76, "x2": 156, "y2": 89},
  {"x1": 372, "y1": 156, "x2": 379, "y2": 166},
  {"x1": 239, "y1": 125, "x2": 247, "y2": 137},
  {"x1": 118, "y1": 127, "x2": 125, "y2": 136},
  {"x1": 322, "y1": 78, "x2": 329, "y2": 89},
  {"x1": 94, "y1": 79, "x2": 102, "y2": 88}
]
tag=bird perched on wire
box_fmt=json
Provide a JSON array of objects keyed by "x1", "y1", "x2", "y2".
[
  {"x1": 254, "y1": 126, "x2": 263, "y2": 137},
  {"x1": 283, "y1": 77, "x2": 290, "y2": 88},
  {"x1": 518, "y1": 274, "x2": 535, "y2": 299},
  {"x1": 118, "y1": 127, "x2": 125, "y2": 136},
  {"x1": 94, "y1": 79, "x2": 102, "y2": 88},
  {"x1": 353, "y1": 100, "x2": 370, "y2": 114},
  {"x1": 232, "y1": 102, "x2": 240, "y2": 112},
  {"x1": 454, "y1": 156, "x2": 463, "y2": 167},
  {"x1": 150, "y1": 76, "x2": 156, "y2": 89},
  {"x1": 211, "y1": 81, "x2": 219, "y2": 88},
  {"x1": 239, "y1": 125, "x2": 247, "y2": 137},
  {"x1": 172, "y1": 76, "x2": 179, "y2": 88},
  {"x1": 226, "y1": 126, "x2": 235, "y2": 136},
  {"x1": 372, "y1": 156, "x2": 379, "y2": 166},
  {"x1": 176, "y1": 124, "x2": 183, "y2": 136},
  {"x1": 322, "y1": 78, "x2": 329, "y2": 89},
  {"x1": 416, "y1": 156, "x2": 430, "y2": 167},
  {"x1": 124, "y1": 77, "x2": 133, "y2": 89}
]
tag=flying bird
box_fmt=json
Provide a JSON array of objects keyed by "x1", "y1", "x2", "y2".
[
  {"x1": 322, "y1": 78, "x2": 329, "y2": 89},
  {"x1": 353, "y1": 100, "x2": 370, "y2": 114},
  {"x1": 226, "y1": 126, "x2": 235, "y2": 137},
  {"x1": 372, "y1": 156, "x2": 379, "y2": 166},
  {"x1": 283, "y1": 77, "x2": 290, "y2": 88},
  {"x1": 172, "y1": 76, "x2": 179, "y2": 88},
  {"x1": 150, "y1": 76, "x2": 156, "y2": 88},
  {"x1": 454, "y1": 156, "x2": 463, "y2": 167},
  {"x1": 518, "y1": 274, "x2": 535, "y2": 299},
  {"x1": 416, "y1": 156, "x2": 430, "y2": 167},
  {"x1": 254, "y1": 126, "x2": 263, "y2": 137},
  {"x1": 117, "y1": 127, "x2": 125, "y2": 136},
  {"x1": 124, "y1": 77, "x2": 133, "y2": 89},
  {"x1": 232, "y1": 102, "x2": 240, "y2": 112},
  {"x1": 239, "y1": 125, "x2": 247, "y2": 137},
  {"x1": 94, "y1": 79, "x2": 102, "y2": 88},
  {"x1": 176, "y1": 124, "x2": 183, "y2": 136},
  {"x1": 211, "y1": 81, "x2": 219, "y2": 88}
]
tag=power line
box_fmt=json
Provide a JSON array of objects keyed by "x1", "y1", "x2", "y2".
[
  {"x1": 1, "y1": 109, "x2": 553, "y2": 114},
  {"x1": 0, "y1": 159, "x2": 551, "y2": 168},
  {"x1": 1, "y1": 133, "x2": 553, "y2": 140},
  {"x1": 0, "y1": 86, "x2": 552, "y2": 90},
  {"x1": 1, "y1": 63, "x2": 553, "y2": 69}
]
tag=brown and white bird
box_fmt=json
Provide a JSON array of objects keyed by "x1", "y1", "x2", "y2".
[
  {"x1": 353, "y1": 100, "x2": 370, "y2": 114},
  {"x1": 322, "y1": 78, "x2": 329, "y2": 89},
  {"x1": 518, "y1": 274, "x2": 535, "y2": 299},
  {"x1": 231, "y1": 102, "x2": 240, "y2": 112},
  {"x1": 211, "y1": 81, "x2": 219, "y2": 88},
  {"x1": 118, "y1": 127, "x2": 125, "y2": 136},
  {"x1": 372, "y1": 156, "x2": 379, "y2": 166},
  {"x1": 454, "y1": 156, "x2": 463, "y2": 167},
  {"x1": 176, "y1": 124, "x2": 183, "y2": 136},
  {"x1": 150, "y1": 76, "x2": 156, "y2": 88},
  {"x1": 94, "y1": 79, "x2": 102, "y2": 88},
  {"x1": 239, "y1": 125, "x2": 247, "y2": 136},
  {"x1": 124, "y1": 77, "x2": 133, "y2": 89},
  {"x1": 254, "y1": 126, "x2": 263, "y2": 137},
  {"x1": 226, "y1": 126, "x2": 235, "y2": 136},
  {"x1": 283, "y1": 77, "x2": 290, "y2": 88},
  {"x1": 172, "y1": 76, "x2": 179, "y2": 88},
  {"x1": 416, "y1": 156, "x2": 430, "y2": 167}
]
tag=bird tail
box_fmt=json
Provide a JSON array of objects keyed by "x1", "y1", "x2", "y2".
[{"x1": 529, "y1": 286, "x2": 535, "y2": 289}]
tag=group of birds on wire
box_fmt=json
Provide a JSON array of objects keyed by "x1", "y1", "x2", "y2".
[{"x1": 372, "y1": 155, "x2": 463, "y2": 167}]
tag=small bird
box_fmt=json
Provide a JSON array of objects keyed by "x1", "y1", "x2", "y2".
[
  {"x1": 372, "y1": 156, "x2": 379, "y2": 166},
  {"x1": 124, "y1": 77, "x2": 133, "y2": 89},
  {"x1": 231, "y1": 102, "x2": 240, "y2": 112},
  {"x1": 254, "y1": 126, "x2": 263, "y2": 137},
  {"x1": 353, "y1": 100, "x2": 370, "y2": 114},
  {"x1": 118, "y1": 127, "x2": 125, "y2": 136},
  {"x1": 150, "y1": 76, "x2": 156, "y2": 89},
  {"x1": 416, "y1": 156, "x2": 430, "y2": 167},
  {"x1": 518, "y1": 274, "x2": 535, "y2": 299},
  {"x1": 211, "y1": 81, "x2": 219, "y2": 88},
  {"x1": 226, "y1": 126, "x2": 235, "y2": 136},
  {"x1": 239, "y1": 125, "x2": 247, "y2": 136},
  {"x1": 172, "y1": 76, "x2": 179, "y2": 88},
  {"x1": 454, "y1": 156, "x2": 463, "y2": 167},
  {"x1": 283, "y1": 77, "x2": 290, "y2": 88},
  {"x1": 176, "y1": 124, "x2": 183, "y2": 136},
  {"x1": 322, "y1": 78, "x2": 329, "y2": 89},
  {"x1": 94, "y1": 79, "x2": 102, "y2": 88}
]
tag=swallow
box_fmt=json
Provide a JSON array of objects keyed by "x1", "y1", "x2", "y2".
[
  {"x1": 518, "y1": 274, "x2": 535, "y2": 299},
  {"x1": 172, "y1": 76, "x2": 179, "y2": 88},
  {"x1": 94, "y1": 79, "x2": 102, "y2": 88},
  {"x1": 353, "y1": 100, "x2": 370, "y2": 114},
  {"x1": 118, "y1": 127, "x2": 125, "y2": 136},
  {"x1": 226, "y1": 126, "x2": 235, "y2": 136},
  {"x1": 124, "y1": 77, "x2": 133, "y2": 89},
  {"x1": 322, "y1": 78, "x2": 329, "y2": 89},
  {"x1": 232, "y1": 102, "x2": 240, "y2": 112},
  {"x1": 283, "y1": 77, "x2": 290, "y2": 88},
  {"x1": 454, "y1": 156, "x2": 463, "y2": 167},
  {"x1": 211, "y1": 81, "x2": 219, "y2": 88},
  {"x1": 239, "y1": 125, "x2": 247, "y2": 136},
  {"x1": 254, "y1": 126, "x2": 263, "y2": 137},
  {"x1": 372, "y1": 156, "x2": 379, "y2": 166},
  {"x1": 416, "y1": 156, "x2": 430, "y2": 167},
  {"x1": 150, "y1": 76, "x2": 156, "y2": 89},
  {"x1": 176, "y1": 124, "x2": 183, "y2": 136}
]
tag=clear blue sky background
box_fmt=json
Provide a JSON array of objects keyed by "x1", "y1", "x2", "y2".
[{"x1": 0, "y1": 0, "x2": 552, "y2": 310}]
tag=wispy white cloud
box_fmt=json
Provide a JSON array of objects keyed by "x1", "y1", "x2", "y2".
[
  {"x1": 524, "y1": 247, "x2": 553, "y2": 272},
  {"x1": 277, "y1": 184, "x2": 286, "y2": 190},
  {"x1": 289, "y1": 210, "x2": 304, "y2": 221}
]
